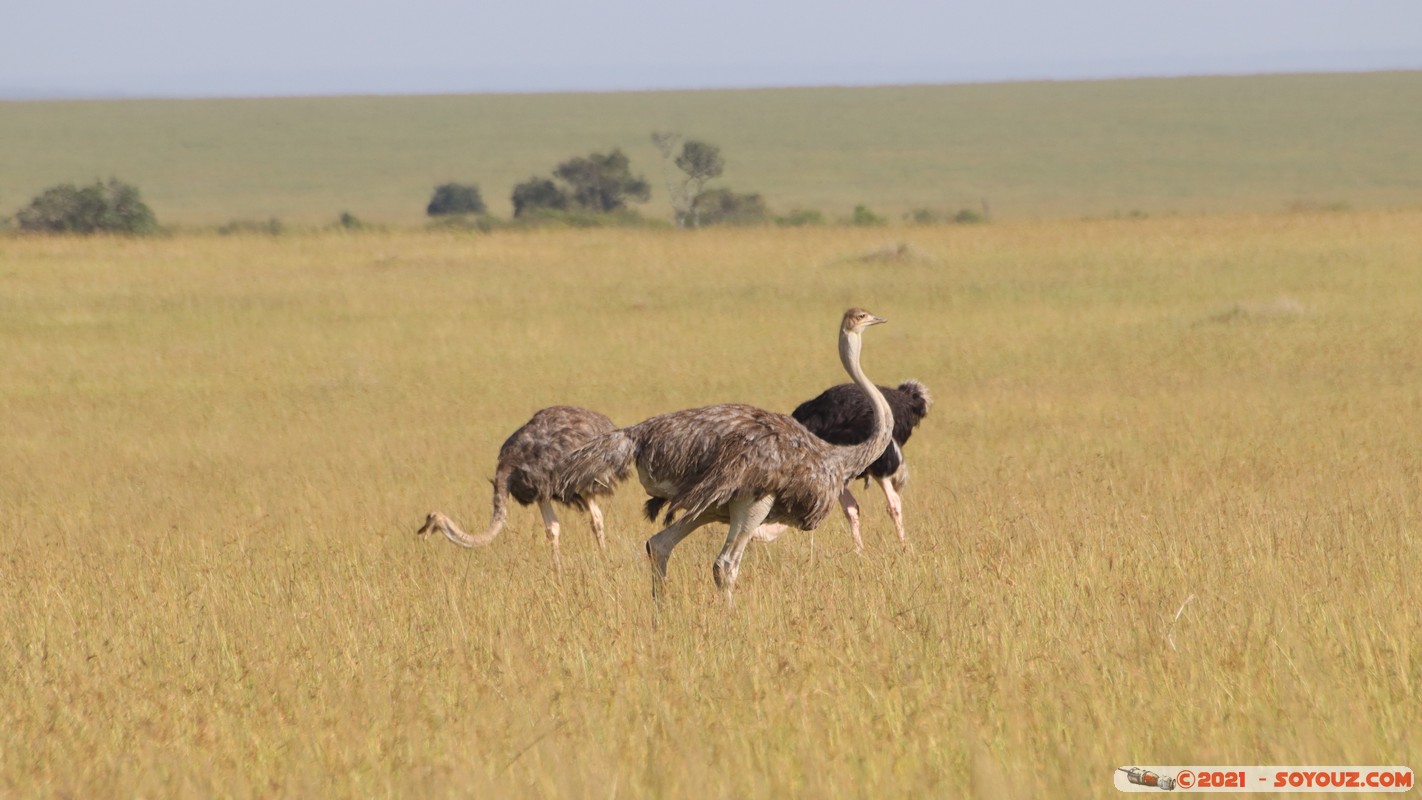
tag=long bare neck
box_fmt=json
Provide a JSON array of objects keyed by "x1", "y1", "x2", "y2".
[
  {"x1": 829, "y1": 328, "x2": 893, "y2": 480},
  {"x1": 433, "y1": 513, "x2": 502, "y2": 548},
  {"x1": 425, "y1": 477, "x2": 511, "y2": 548}
]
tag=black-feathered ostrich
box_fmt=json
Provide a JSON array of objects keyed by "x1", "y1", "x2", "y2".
[
  {"x1": 416, "y1": 405, "x2": 628, "y2": 569},
  {"x1": 558, "y1": 308, "x2": 893, "y2": 603},
  {"x1": 771, "y1": 379, "x2": 933, "y2": 549}
]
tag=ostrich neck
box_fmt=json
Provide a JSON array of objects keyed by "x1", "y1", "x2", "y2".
[
  {"x1": 831, "y1": 329, "x2": 893, "y2": 480},
  {"x1": 436, "y1": 511, "x2": 503, "y2": 548}
]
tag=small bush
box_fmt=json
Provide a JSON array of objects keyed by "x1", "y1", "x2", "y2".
[
  {"x1": 775, "y1": 208, "x2": 825, "y2": 227},
  {"x1": 509, "y1": 207, "x2": 667, "y2": 230},
  {"x1": 15, "y1": 179, "x2": 158, "y2": 234},
  {"x1": 511, "y1": 177, "x2": 568, "y2": 218},
  {"x1": 694, "y1": 188, "x2": 769, "y2": 227},
  {"x1": 426, "y1": 183, "x2": 486, "y2": 216},
  {"x1": 553, "y1": 149, "x2": 650, "y2": 213},
  {"x1": 427, "y1": 214, "x2": 498, "y2": 233},
  {"x1": 336, "y1": 211, "x2": 366, "y2": 230},
  {"x1": 904, "y1": 207, "x2": 987, "y2": 225},
  {"x1": 218, "y1": 218, "x2": 284, "y2": 236},
  {"x1": 849, "y1": 204, "x2": 885, "y2": 227},
  {"x1": 904, "y1": 208, "x2": 947, "y2": 225}
]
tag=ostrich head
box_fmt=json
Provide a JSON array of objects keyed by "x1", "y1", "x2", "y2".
[{"x1": 841, "y1": 307, "x2": 887, "y2": 333}]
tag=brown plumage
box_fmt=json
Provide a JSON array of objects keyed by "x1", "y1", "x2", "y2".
[
  {"x1": 416, "y1": 406, "x2": 630, "y2": 567},
  {"x1": 626, "y1": 403, "x2": 845, "y2": 529},
  {"x1": 558, "y1": 308, "x2": 894, "y2": 602}
]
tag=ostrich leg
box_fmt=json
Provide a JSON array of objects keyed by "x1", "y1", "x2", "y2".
[
  {"x1": 538, "y1": 499, "x2": 562, "y2": 572},
  {"x1": 838, "y1": 487, "x2": 864, "y2": 552},
  {"x1": 712, "y1": 495, "x2": 775, "y2": 607},
  {"x1": 586, "y1": 498, "x2": 607, "y2": 550},
  {"x1": 876, "y1": 475, "x2": 906, "y2": 544},
  {"x1": 751, "y1": 522, "x2": 789, "y2": 543},
  {"x1": 645, "y1": 510, "x2": 714, "y2": 599}
]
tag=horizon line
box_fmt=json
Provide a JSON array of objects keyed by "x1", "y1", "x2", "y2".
[{"x1": 4, "y1": 62, "x2": 1420, "y2": 103}]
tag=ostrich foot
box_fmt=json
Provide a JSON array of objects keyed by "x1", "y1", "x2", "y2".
[{"x1": 712, "y1": 558, "x2": 739, "y2": 607}]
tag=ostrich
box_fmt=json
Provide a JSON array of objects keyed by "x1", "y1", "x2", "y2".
[
  {"x1": 558, "y1": 308, "x2": 893, "y2": 603},
  {"x1": 771, "y1": 379, "x2": 934, "y2": 550},
  {"x1": 416, "y1": 406, "x2": 630, "y2": 568}
]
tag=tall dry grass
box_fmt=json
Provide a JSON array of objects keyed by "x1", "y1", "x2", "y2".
[{"x1": 1, "y1": 213, "x2": 1419, "y2": 797}]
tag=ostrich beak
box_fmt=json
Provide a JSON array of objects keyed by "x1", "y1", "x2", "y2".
[{"x1": 868, "y1": 315, "x2": 887, "y2": 326}]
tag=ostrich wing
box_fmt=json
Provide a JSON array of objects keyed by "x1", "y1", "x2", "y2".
[
  {"x1": 499, "y1": 406, "x2": 617, "y2": 506},
  {"x1": 631, "y1": 404, "x2": 841, "y2": 530}
]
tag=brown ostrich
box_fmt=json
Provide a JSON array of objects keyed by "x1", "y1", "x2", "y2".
[
  {"x1": 416, "y1": 405, "x2": 630, "y2": 568},
  {"x1": 558, "y1": 308, "x2": 893, "y2": 603}
]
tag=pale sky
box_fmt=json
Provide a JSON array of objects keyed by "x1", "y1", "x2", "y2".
[{"x1": 3, "y1": 0, "x2": 1420, "y2": 98}]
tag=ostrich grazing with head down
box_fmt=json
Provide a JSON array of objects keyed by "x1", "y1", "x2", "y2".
[
  {"x1": 416, "y1": 405, "x2": 628, "y2": 568},
  {"x1": 776, "y1": 379, "x2": 933, "y2": 549},
  {"x1": 558, "y1": 308, "x2": 893, "y2": 603}
]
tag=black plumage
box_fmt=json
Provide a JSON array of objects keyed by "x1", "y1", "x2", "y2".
[
  {"x1": 787, "y1": 379, "x2": 932, "y2": 547},
  {"x1": 792, "y1": 380, "x2": 932, "y2": 481}
]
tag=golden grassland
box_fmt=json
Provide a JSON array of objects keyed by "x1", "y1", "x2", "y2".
[
  {"x1": 1, "y1": 212, "x2": 1419, "y2": 797},
  {"x1": 3, "y1": 71, "x2": 1422, "y2": 225}
]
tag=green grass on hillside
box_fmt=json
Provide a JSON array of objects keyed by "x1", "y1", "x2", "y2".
[{"x1": 3, "y1": 71, "x2": 1420, "y2": 225}]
